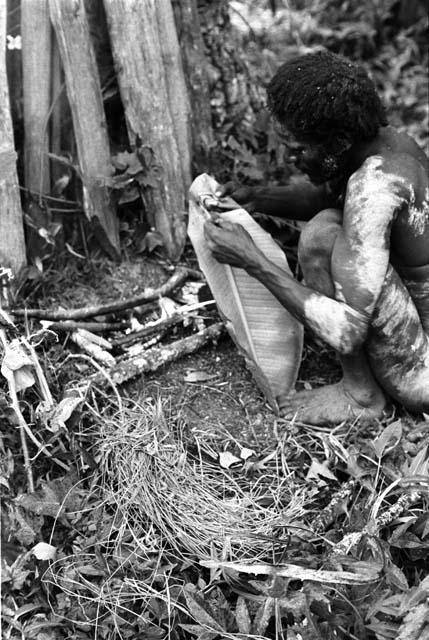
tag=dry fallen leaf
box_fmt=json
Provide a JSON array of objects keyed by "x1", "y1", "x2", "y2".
[
  {"x1": 306, "y1": 459, "x2": 337, "y2": 482},
  {"x1": 219, "y1": 451, "x2": 242, "y2": 469},
  {"x1": 32, "y1": 542, "x2": 57, "y2": 561},
  {"x1": 184, "y1": 370, "x2": 217, "y2": 383}
]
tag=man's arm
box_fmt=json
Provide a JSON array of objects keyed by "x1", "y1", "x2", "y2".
[
  {"x1": 220, "y1": 179, "x2": 336, "y2": 221},
  {"x1": 252, "y1": 180, "x2": 336, "y2": 220},
  {"x1": 205, "y1": 156, "x2": 410, "y2": 354},
  {"x1": 331, "y1": 156, "x2": 409, "y2": 318},
  {"x1": 205, "y1": 218, "x2": 370, "y2": 355}
]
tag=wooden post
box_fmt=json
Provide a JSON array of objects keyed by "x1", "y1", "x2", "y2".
[
  {"x1": 103, "y1": 0, "x2": 187, "y2": 261},
  {"x1": 172, "y1": 0, "x2": 214, "y2": 166},
  {"x1": 21, "y1": 0, "x2": 51, "y2": 197},
  {"x1": 49, "y1": 0, "x2": 120, "y2": 260},
  {"x1": 50, "y1": 35, "x2": 65, "y2": 189},
  {"x1": 0, "y1": 2, "x2": 26, "y2": 275},
  {"x1": 154, "y1": 0, "x2": 192, "y2": 187},
  {"x1": 6, "y1": 0, "x2": 22, "y2": 128}
]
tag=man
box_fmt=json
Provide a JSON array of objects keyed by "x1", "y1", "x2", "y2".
[{"x1": 204, "y1": 50, "x2": 429, "y2": 425}]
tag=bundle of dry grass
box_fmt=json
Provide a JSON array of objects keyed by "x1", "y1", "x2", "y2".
[{"x1": 95, "y1": 397, "x2": 309, "y2": 562}]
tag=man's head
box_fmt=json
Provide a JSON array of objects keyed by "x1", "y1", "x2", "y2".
[{"x1": 267, "y1": 50, "x2": 388, "y2": 182}]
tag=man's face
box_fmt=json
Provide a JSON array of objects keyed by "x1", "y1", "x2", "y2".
[{"x1": 274, "y1": 121, "x2": 342, "y2": 184}]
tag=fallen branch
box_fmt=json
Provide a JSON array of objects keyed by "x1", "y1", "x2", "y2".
[
  {"x1": 332, "y1": 485, "x2": 423, "y2": 556},
  {"x1": 312, "y1": 480, "x2": 355, "y2": 533},
  {"x1": 93, "y1": 322, "x2": 224, "y2": 386},
  {"x1": 12, "y1": 267, "x2": 193, "y2": 320},
  {"x1": 199, "y1": 558, "x2": 380, "y2": 585}
]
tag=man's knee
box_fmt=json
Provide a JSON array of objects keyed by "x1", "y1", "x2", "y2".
[{"x1": 298, "y1": 208, "x2": 342, "y2": 268}]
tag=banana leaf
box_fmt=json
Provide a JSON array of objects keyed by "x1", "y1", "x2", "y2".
[{"x1": 188, "y1": 173, "x2": 303, "y2": 413}]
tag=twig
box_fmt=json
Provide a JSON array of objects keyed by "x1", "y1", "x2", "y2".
[
  {"x1": 12, "y1": 267, "x2": 195, "y2": 320},
  {"x1": 22, "y1": 337, "x2": 54, "y2": 408},
  {"x1": 65, "y1": 354, "x2": 122, "y2": 411},
  {"x1": 0, "y1": 329, "x2": 35, "y2": 491}
]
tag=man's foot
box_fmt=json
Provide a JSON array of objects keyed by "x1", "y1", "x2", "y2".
[{"x1": 278, "y1": 381, "x2": 387, "y2": 425}]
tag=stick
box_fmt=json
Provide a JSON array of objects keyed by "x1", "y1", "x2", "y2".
[
  {"x1": 112, "y1": 315, "x2": 182, "y2": 347},
  {"x1": 12, "y1": 267, "x2": 193, "y2": 320},
  {"x1": 94, "y1": 322, "x2": 224, "y2": 386},
  {"x1": 112, "y1": 300, "x2": 215, "y2": 347},
  {"x1": 46, "y1": 320, "x2": 129, "y2": 333}
]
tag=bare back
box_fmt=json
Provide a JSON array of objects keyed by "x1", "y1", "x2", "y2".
[{"x1": 351, "y1": 127, "x2": 429, "y2": 269}]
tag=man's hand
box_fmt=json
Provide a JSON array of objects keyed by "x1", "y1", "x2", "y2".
[
  {"x1": 204, "y1": 216, "x2": 261, "y2": 269},
  {"x1": 208, "y1": 182, "x2": 258, "y2": 213}
]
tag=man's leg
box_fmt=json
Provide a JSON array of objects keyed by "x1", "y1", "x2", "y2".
[
  {"x1": 367, "y1": 265, "x2": 429, "y2": 412},
  {"x1": 279, "y1": 209, "x2": 387, "y2": 423}
]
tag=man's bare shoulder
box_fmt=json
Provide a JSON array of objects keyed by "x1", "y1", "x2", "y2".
[
  {"x1": 350, "y1": 127, "x2": 428, "y2": 191},
  {"x1": 346, "y1": 133, "x2": 429, "y2": 267},
  {"x1": 348, "y1": 149, "x2": 427, "y2": 207}
]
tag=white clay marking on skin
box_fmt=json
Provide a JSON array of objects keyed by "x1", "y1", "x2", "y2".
[
  {"x1": 334, "y1": 280, "x2": 347, "y2": 303},
  {"x1": 408, "y1": 186, "x2": 429, "y2": 236},
  {"x1": 304, "y1": 294, "x2": 362, "y2": 352},
  {"x1": 343, "y1": 156, "x2": 409, "y2": 311}
]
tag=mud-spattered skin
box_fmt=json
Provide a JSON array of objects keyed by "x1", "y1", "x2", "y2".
[{"x1": 204, "y1": 126, "x2": 429, "y2": 422}]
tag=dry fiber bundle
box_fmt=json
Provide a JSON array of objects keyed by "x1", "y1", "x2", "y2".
[{"x1": 96, "y1": 398, "x2": 308, "y2": 561}]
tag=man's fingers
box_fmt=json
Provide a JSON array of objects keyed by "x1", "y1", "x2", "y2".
[
  {"x1": 204, "y1": 219, "x2": 223, "y2": 242},
  {"x1": 204, "y1": 220, "x2": 241, "y2": 252},
  {"x1": 215, "y1": 181, "x2": 235, "y2": 198},
  {"x1": 206, "y1": 217, "x2": 236, "y2": 232}
]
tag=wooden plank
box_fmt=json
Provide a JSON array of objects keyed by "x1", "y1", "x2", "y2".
[
  {"x1": 22, "y1": 0, "x2": 51, "y2": 196},
  {"x1": 49, "y1": 0, "x2": 120, "y2": 260},
  {"x1": 155, "y1": 0, "x2": 192, "y2": 188},
  {"x1": 0, "y1": 2, "x2": 26, "y2": 275},
  {"x1": 103, "y1": 0, "x2": 187, "y2": 261},
  {"x1": 172, "y1": 0, "x2": 214, "y2": 167}
]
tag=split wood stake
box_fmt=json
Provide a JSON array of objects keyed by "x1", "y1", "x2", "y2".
[
  {"x1": 70, "y1": 329, "x2": 115, "y2": 367},
  {"x1": 199, "y1": 558, "x2": 380, "y2": 585}
]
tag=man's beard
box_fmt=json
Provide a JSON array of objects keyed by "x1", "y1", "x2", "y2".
[{"x1": 297, "y1": 152, "x2": 343, "y2": 184}]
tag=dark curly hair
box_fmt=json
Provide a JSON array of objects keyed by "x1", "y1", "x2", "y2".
[{"x1": 266, "y1": 50, "x2": 387, "y2": 147}]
